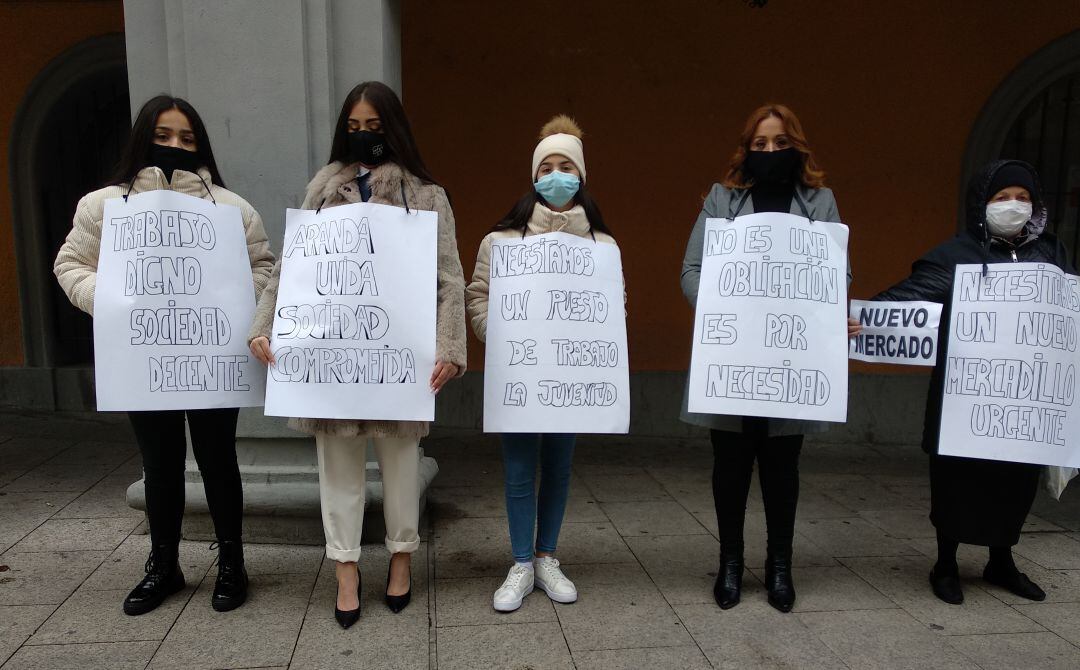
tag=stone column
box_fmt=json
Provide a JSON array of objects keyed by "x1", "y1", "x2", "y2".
[{"x1": 121, "y1": 0, "x2": 436, "y2": 543}]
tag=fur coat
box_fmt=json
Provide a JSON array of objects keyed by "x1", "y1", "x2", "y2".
[{"x1": 248, "y1": 160, "x2": 467, "y2": 439}]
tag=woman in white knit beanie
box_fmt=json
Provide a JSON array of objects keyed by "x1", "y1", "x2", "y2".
[{"x1": 465, "y1": 115, "x2": 620, "y2": 612}]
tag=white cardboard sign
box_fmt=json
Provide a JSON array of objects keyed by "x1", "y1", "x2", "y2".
[
  {"x1": 939, "y1": 263, "x2": 1080, "y2": 467},
  {"x1": 483, "y1": 232, "x2": 629, "y2": 433},
  {"x1": 688, "y1": 212, "x2": 849, "y2": 422},
  {"x1": 94, "y1": 190, "x2": 265, "y2": 410},
  {"x1": 263, "y1": 202, "x2": 437, "y2": 421},
  {"x1": 849, "y1": 300, "x2": 941, "y2": 366}
]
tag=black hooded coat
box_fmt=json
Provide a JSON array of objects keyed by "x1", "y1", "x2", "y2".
[{"x1": 875, "y1": 160, "x2": 1070, "y2": 546}]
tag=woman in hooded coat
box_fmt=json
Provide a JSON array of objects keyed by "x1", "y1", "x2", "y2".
[{"x1": 875, "y1": 159, "x2": 1065, "y2": 605}]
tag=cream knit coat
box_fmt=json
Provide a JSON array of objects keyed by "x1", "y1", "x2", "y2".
[
  {"x1": 248, "y1": 161, "x2": 467, "y2": 440},
  {"x1": 465, "y1": 202, "x2": 618, "y2": 341},
  {"x1": 53, "y1": 166, "x2": 275, "y2": 316}
]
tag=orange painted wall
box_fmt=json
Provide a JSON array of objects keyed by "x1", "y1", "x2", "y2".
[
  {"x1": 0, "y1": 1, "x2": 124, "y2": 366},
  {"x1": 402, "y1": 0, "x2": 1080, "y2": 372}
]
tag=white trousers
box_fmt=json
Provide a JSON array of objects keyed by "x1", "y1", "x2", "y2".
[{"x1": 315, "y1": 434, "x2": 420, "y2": 562}]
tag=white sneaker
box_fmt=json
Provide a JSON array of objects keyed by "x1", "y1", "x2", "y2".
[
  {"x1": 493, "y1": 563, "x2": 534, "y2": 612},
  {"x1": 534, "y1": 556, "x2": 577, "y2": 604}
]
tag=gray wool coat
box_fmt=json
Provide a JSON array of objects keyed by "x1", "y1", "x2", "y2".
[
  {"x1": 679, "y1": 182, "x2": 849, "y2": 436},
  {"x1": 249, "y1": 161, "x2": 467, "y2": 440}
]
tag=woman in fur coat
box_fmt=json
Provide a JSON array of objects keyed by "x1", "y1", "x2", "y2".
[
  {"x1": 466, "y1": 116, "x2": 618, "y2": 612},
  {"x1": 248, "y1": 81, "x2": 467, "y2": 628}
]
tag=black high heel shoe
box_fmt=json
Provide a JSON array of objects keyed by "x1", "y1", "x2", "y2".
[
  {"x1": 385, "y1": 559, "x2": 412, "y2": 613},
  {"x1": 765, "y1": 551, "x2": 796, "y2": 613},
  {"x1": 713, "y1": 553, "x2": 744, "y2": 610},
  {"x1": 334, "y1": 565, "x2": 361, "y2": 629}
]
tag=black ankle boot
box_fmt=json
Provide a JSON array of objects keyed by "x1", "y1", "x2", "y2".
[
  {"x1": 713, "y1": 552, "x2": 744, "y2": 610},
  {"x1": 764, "y1": 550, "x2": 796, "y2": 613},
  {"x1": 123, "y1": 544, "x2": 185, "y2": 616},
  {"x1": 983, "y1": 561, "x2": 1045, "y2": 601},
  {"x1": 929, "y1": 564, "x2": 963, "y2": 604},
  {"x1": 212, "y1": 540, "x2": 249, "y2": 612}
]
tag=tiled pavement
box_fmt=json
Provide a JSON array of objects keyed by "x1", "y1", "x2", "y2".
[{"x1": 1, "y1": 409, "x2": 1079, "y2": 669}]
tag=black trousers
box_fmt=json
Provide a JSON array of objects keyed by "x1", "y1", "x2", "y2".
[
  {"x1": 711, "y1": 420, "x2": 803, "y2": 555},
  {"x1": 128, "y1": 408, "x2": 243, "y2": 547}
]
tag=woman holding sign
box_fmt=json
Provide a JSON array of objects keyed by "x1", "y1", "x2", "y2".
[
  {"x1": 875, "y1": 160, "x2": 1064, "y2": 605},
  {"x1": 54, "y1": 95, "x2": 275, "y2": 615},
  {"x1": 465, "y1": 115, "x2": 617, "y2": 612},
  {"x1": 680, "y1": 103, "x2": 858, "y2": 613},
  {"x1": 248, "y1": 82, "x2": 467, "y2": 628}
]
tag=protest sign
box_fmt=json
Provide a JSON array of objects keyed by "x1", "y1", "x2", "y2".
[
  {"x1": 483, "y1": 232, "x2": 629, "y2": 433},
  {"x1": 263, "y1": 202, "x2": 437, "y2": 421},
  {"x1": 939, "y1": 263, "x2": 1080, "y2": 467},
  {"x1": 688, "y1": 212, "x2": 849, "y2": 422},
  {"x1": 94, "y1": 190, "x2": 264, "y2": 410},
  {"x1": 849, "y1": 300, "x2": 941, "y2": 366}
]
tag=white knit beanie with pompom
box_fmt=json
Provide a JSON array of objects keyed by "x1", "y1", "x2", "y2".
[{"x1": 531, "y1": 115, "x2": 586, "y2": 182}]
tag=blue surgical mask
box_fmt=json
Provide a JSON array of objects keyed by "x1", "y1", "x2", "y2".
[{"x1": 534, "y1": 171, "x2": 580, "y2": 208}]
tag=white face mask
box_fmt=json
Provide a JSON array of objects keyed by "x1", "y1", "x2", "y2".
[{"x1": 985, "y1": 200, "x2": 1032, "y2": 237}]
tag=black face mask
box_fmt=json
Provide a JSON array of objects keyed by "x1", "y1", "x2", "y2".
[
  {"x1": 149, "y1": 144, "x2": 203, "y2": 182},
  {"x1": 743, "y1": 146, "x2": 801, "y2": 185},
  {"x1": 347, "y1": 130, "x2": 390, "y2": 166}
]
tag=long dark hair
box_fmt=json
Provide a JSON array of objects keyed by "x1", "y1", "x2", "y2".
[
  {"x1": 491, "y1": 183, "x2": 613, "y2": 238},
  {"x1": 108, "y1": 95, "x2": 225, "y2": 188},
  {"x1": 327, "y1": 81, "x2": 440, "y2": 187}
]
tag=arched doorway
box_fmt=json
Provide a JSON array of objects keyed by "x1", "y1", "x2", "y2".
[
  {"x1": 962, "y1": 30, "x2": 1080, "y2": 261},
  {"x1": 9, "y1": 34, "x2": 129, "y2": 390}
]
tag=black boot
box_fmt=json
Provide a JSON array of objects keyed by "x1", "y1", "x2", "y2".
[
  {"x1": 764, "y1": 551, "x2": 796, "y2": 613},
  {"x1": 211, "y1": 540, "x2": 249, "y2": 612},
  {"x1": 123, "y1": 544, "x2": 185, "y2": 616},
  {"x1": 713, "y1": 551, "x2": 744, "y2": 610},
  {"x1": 983, "y1": 561, "x2": 1045, "y2": 601},
  {"x1": 929, "y1": 566, "x2": 964, "y2": 605}
]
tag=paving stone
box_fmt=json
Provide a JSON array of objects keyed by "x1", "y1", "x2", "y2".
[
  {"x1": 643, "y1": 466, "x2": 713, "y2": 513},
  {"x1": 572, "y1": 645, "x2": 712, "y2": 670},
  {"x1": 428, "y1": 485, "x2": 507, "y2": 518},
  {"x1": 9, "y1": 517, "x2": 141, "y2": 553},
  {"x1": 795, "y1": 489, "x2": 859, "y2": 519},
  {"x1": 81, "y1": 536, "x2": 215, "y2": 591},
  {"x1": 841, "y1": 555, "x2": 1047, "y2": 635},
  {"x1": 52, "y1": 475, "x2": 143, "y2": 520},
  {"x1": 676, "y1": 600, "x2": 847, "y2": 669},
  {"x1": 0, "y1": 550, "x2": 110, "y2": 605},
  {"x1": 601, "y1": 500, "x2": 709, "y2": 537},
  {"x1": 0, "y1": 605, "x2": 55, "y2": 666},
  {"x1": 562, "y1": 495, "x2": 608, "y2": 522},
  {"x1": 804, "y1": 473, "x2": 921, "y2": 511},
  {"x1": 309, "y1": 547, "x2": 428, "y2": 619},
  {"x1": 798, "y1": 517, "x2": 920, "y2": 557},
  {"x1": 433, "y1": 516, "x2": 512, "y2": 579},
  {"x1": 1012, "y1": 601, "x2": 1080, "y2": 646},
  {"x1": 800, "y1": 608, "x2": 979, "y2": 669},
  {"x1": 553, "y1": 521, "x2": 635, "y2": 565},
  {"x1": 151, "y1": 572, "x2": 314, "y2": 669},
  {"x1": 1012, "y1": 532, "x2": 1080, "y2": 570},
  {"x1": 241, "y1": 542, "x2": 325, "y2": 575},
  {"x1": 290, "y1": 604, "x2": 429, "y2": 670},
  {"x1": 857, "y1": 509, "x2": 937, "y2": 540},
  {"x1": 27, "y1": 586, "x2": 188, "y2": 644},
  {"x1": 1022, "y1": 514, "x2": 1067, "y2": 533},
  {"x1": 745, "y1": 564, "x2": 896, "y2": 612},
  {"x1": 946, "y1": 631, "x2": 1080, "y2": 669},
  {"x1": 625, "y1": 533, "x2": 728, "y2": 605},
  {"x1": 2, "y1": 640, "x2": 158, "y2": 670},
  {"x1": 56, "y1": 441, "x2": 137, "y2": 469},
  {"x1": 437, "y1": 621, "x2": 573, "y2": 670},
  {"x1": 578, "y1": 472, "x2": 672, "y2": 503},
  {"x1": 0, "y1": 491, "x2": 81, "y2": 553},
  {"x1": 552, "y1": 562, "x2": 694, "y2": 651},
  {"x1": 1, "y1": 459, "x2": 116, "y2": 494},
  {"x1": 434, "y1": 576, "x2": 556, "y2": 627},
  {"x1": 0, "y1": 438, "x2": 75, "y2": 487}
]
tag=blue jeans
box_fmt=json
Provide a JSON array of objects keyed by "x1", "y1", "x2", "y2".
[{"x1": 501, "y1": 433, "x2": 576, "y2": 563}]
